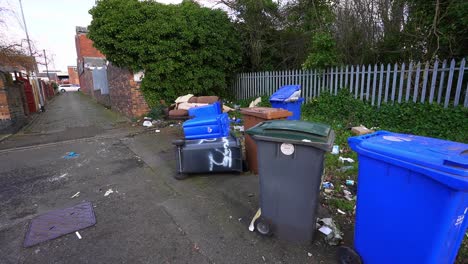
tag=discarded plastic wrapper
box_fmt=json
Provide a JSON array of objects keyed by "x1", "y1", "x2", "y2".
[
  {"x1": 323, "y1": 182, "x2": 334, "y2": 189},
  {"x1": 233, "y1": 126, "x2": 245, "y2": 132},
  {"x1": 337, "y1": 209, "x2": 346, "y2": 215},
  {"x1": 142, "y1": 120, "x2": 153, "y2": 127},
  {"x1": 64, "y1": 152, "x2": 80, "y2": 159},
  {"x1": 317, "y1": 218, "x2": 343, "y2": 246},
  {"x1": 249, "y1": 208, "x2": 262, "y2": 232},
  {"x1": 338, "y1": 166, "x2": 353, "y2": 172},
  {"x1": 346, "y1": 179, "x2": 355, "y2": 186},
  {"x1": 249, "y1": 97, "x2": 262, "y2": 108},
  {"x1": 339, "y1": 156, "x2": 355, "y2": 163},
  {"x1": 332, "y1": 145, "x2": 339, "y2": 155}
]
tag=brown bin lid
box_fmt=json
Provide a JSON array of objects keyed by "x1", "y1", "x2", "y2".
[{"x1": 240, "y1": 107, "x2": 292, "y2": 119}]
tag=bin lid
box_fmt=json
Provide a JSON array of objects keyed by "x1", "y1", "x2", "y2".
[
  {"x1": 240, "y1": 107, "x2": 292, "y2": 119},
  {"x1": 246, "y1": 120, "x2": 335, "y2": 151},
  {"x1": 348, "y1": 131, "x2": 468, "y2": 187},
  {"x1": 269, "y1": 85, "x2": 301, "y2": 102}
]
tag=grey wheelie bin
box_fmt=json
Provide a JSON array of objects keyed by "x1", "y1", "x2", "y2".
[{"x1": 246, "y1": 120, "x2": 335, "y2": 243}]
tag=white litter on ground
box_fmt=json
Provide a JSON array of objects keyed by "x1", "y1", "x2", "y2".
[
  {"x1": 75, "y1": 231, "x2": 82, "y2": 239},
  {"x1": 337, "y1": 209, "x2": 346, "y2": 215},
  {"x1": 339, "y1": 156, "x2": 355, "y2": 163},
  {"x1": 104, "y1": 189, "x2": 114, "y2": 197},
  {"x1": 70, "y1": 192, "x2": 80, "y2": 198}
]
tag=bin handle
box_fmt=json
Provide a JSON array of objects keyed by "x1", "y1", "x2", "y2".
[{"x1": 443, "y1": 150, "x2": 468, "y2": 169}]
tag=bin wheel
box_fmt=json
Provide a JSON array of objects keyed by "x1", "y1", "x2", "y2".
[
  {"x1": 336, "y1": 246, "x2": 362, "y2": 264},
  {"x1": 174, "y1": 172, "x2": 189, "y2": 180},
  {"x1": 255, "y1": 218, "x2": 272, "y2": 236}
]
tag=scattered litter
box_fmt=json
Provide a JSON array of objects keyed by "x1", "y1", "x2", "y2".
[
  {"x1": 307, "y1": 252, "x2": 312, "y2": 257},
  {"x1": 104, "y1": 189, "x2": 114, "y2": 197},
  {"x1": 229, "y1": 215, "x2": 232, "y2": 219},
  {"x1": 351, "y1": 125, "x2": 374, "y2": 135},
  {"x1": 337, "y1": 209, "x2": 346, "y2": 215},
  {"x1": 249, "y1": 97, "x2": 262, "y2": 108},
  {"x1": 193, "y1": 243, "x2": 200, "y2": 251},
  {"x1": 238, "y1": 218, "x2": 242, "y2": 222},
  {"x1": 332, "y1": 145, "x2": 339, "y2": 155},
  {"x1": 247, "y1": 193, "x2": 255, "y2": 197},
  {"x1": 64, "y1": 152, "x2": 80, "y2": 159},
  {"x1": 155, "y1": 130, "x2": 161, "y2": 133},
  {"x1": 322, "y1": 182, "x2": 334, "y2": 189},
  {"x1": 223, "y1": 105, "x2": 234, "y2": 113},
  {"x1": 343, "y1": 190, "x2": 353, "y2": 201},
  {"x1": 262, "y1": 256, "x2": 266, "y2": 262},
  {"x1": 169, "y1": 124, "x2": 174, "y2": 127},
  {"x1": 339, "y1": 156, "x2": 355, "y2": 163},
  {"x1": 249, "y1": 208, "x2": 262, "y2": 232},
  {"x1": 34, "y1": 249, "x2": 40, "y2": 254},
  {"x1": 338, "y1": 166, "x2": 354, "y2": 173},
  {"x1": 75, "y1": 231, "x2": 82, "y2": 239},
  {"x1": 346, "y1": 179, "x2": 355, "y2": 186},
  {"x1": 70, "y1": 192, "x2": 80, "y2": 198},
  {"x1": 233, "y1": 125, "x2": 245, "y2": 132},
  {"x1": 317, "y1": 218, "x2": 343, "y2": 246},
  {"x1": 144, "y1": 117, "x2": 151, "y2": 120},
  {"x1": 142, "y1": 120, "x2": 153, "y2": 127},
  {"x1": 324, "y1": 189, "x2": 333, "y2": 194},
  {"x1": 49, "y1": 173, "x2": 69, "y2": 182},
  {"x1": 318, "y1": 226, "x2": 333, "y2": 235},
  {"x1": 302, "y1": 139, "x2": 312, "y2": 143}
]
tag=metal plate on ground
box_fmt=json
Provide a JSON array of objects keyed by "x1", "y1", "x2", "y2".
[{"x1": 24, "y1": 201, "x2": 96, "y2": 247}]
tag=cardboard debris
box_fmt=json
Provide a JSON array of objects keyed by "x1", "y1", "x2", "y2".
[
  {"x1": 351, "y1": 125, "x2": 374, "y2": 135},
  {"x1": 223, "y1": 105, "x2": 234, "y2": 113}
]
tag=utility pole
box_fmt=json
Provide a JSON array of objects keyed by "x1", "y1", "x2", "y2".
[
  {"x1": 19, "y1": 0, "x2": 33, "y2": 63},
  {"x1": 43, "y1": 49, "x2": 50, "y2": 80},
  {"x1": 19, "y1": 0, "x2": 45, "y2": 108}
]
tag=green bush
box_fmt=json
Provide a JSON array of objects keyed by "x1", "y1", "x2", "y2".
[{"x1": 303, "y1": 90, "x2": 468, "y2": 143}]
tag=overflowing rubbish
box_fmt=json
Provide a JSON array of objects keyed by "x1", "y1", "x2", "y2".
[
  {"x1": 339, "y1": 156, "x2": 355, "y2": 163},
  {"x1": 317, "y1": 218, "x2": 343, "y2": 246},
  {"x1": 269, "y1": 85, "x2": 303, "y2": 120},
  {"x1": 75, "y1": 231, "x2": 82, "y2": 239},
  {"x1": 332, "y1": 145, "x2": 340, "y2": 155},
  {"x1": 64, "y1": 152, "x2": 80, "y2": 159},
  {"x1": 70, "y1": 192, "x2": 80, "y2": 198},
  {"x1": 338, "y1": 166, "x2": 354, "y2": 172},
  {"x1": 346, "y1": 179, "x2": 355, "y2": 186},
  {"x1": 323, "y1": 182, "x2": 334, "y2": 189}
]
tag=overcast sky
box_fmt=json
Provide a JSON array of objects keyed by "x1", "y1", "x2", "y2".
[{"x1": 1, "y1": 0, "x2": 216, "y2": 72}]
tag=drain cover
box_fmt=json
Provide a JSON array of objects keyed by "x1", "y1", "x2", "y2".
[{"x1": 24, "y1": 201, "x2": 96, "y2": 247}]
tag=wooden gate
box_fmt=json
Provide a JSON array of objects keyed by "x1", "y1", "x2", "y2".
[{"x1": 18, "y1": 75, "x2": 37, "y2": 113}]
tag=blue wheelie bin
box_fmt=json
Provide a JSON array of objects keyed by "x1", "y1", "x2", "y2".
[
  {"x1": 348, "y1": 131, "x2": 468, "y2": 264},
  {"x1": 270, "y1": 85, "x2": 303, "y2": 120}
]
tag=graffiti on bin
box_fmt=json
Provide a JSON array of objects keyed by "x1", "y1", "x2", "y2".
[{"x1": 208, "y1": 137, "x2": 232, "y2": 171}]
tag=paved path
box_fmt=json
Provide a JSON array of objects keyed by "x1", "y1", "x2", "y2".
[{"x1": 0, "y1": 92, "x2": 337, "y2": 263}]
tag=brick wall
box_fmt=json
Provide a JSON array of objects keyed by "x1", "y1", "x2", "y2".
[
  {"x1": 68, "y1": 66, "x2": 79, "y2": 85},
  {"x1": 75, "y1": 34, "x2": 105, "y2": 59},
  {"x1": 0, "y1": 72, "x2": 28, "y2": 133},
  {"x1": 93, "y1": 89, "x2": 110, "y2": 108},
  {"x1": 79, "y1": 70, "x2": 94, "y2": 96},
  {"x1": 107, "y1": 63, "x2": 149, "y2": 118}
]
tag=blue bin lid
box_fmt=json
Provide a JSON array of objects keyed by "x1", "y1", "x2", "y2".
[
  {"x1": 349, "y1": 131, "x2": 468, "y2": 190},
  {"x1": 270, "y1": 85, "x2": 301, "y2": 102}
]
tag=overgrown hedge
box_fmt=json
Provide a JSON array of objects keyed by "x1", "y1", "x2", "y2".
[{"x1": 302, "y1": 90, "x2": 468, "y2": 143}]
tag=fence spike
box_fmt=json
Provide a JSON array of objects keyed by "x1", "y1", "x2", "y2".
[
  {"x1": 454, "y1": 58, "x2": 466, "y2": 106},
  {"x1": 444, "y1": 59, "x2": 456, "y2": 108}
]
